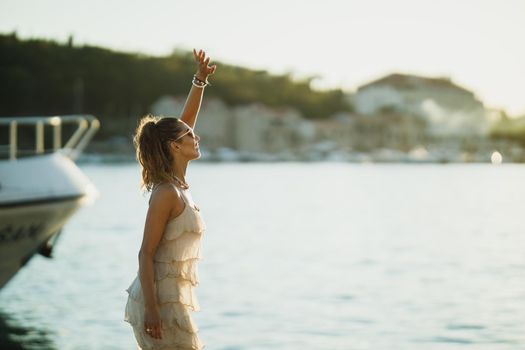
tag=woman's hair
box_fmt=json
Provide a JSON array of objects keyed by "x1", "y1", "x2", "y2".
[{"x1": 133, "y1": 114, "x2": 188, "y2": 192}]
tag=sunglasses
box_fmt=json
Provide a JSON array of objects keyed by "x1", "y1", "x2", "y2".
[{"x1": 173, "y1": 128, "x2": 196, "y2": 141}]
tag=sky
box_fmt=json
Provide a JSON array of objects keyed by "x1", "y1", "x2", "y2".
[{"x1": 1, "y1": 0, "x2": 524, "y2": 116}]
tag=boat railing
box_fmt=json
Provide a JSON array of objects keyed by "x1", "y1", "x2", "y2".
[{"x1": 0, "y1": 114, "x2": 100, "y2": 161}]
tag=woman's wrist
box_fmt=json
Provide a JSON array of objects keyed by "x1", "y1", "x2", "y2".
[
  {"x1": 192, "y1": 74, "x2": 211, "y2": 87},
  {"x1": 195, "y1": 73, "x2": 207, "y2": 81}
]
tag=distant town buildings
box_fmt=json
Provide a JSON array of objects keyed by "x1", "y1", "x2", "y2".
[
  {"x1": 150, "y1": 96, "x2": 316, "y2": 156},
  {"x1": 148, "y1": 73, "x2": 523, "y2": 162},
  {"x1": 312, "y1": 111, "x2": 428, "y2": 152}
]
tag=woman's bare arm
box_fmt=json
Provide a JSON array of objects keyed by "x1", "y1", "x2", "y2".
[
  {"x1": 138, "y1": 185, "x2": 180, "y2": 338},
  {"x1": 180, "y1": 48, "x2": 217, "y2": 129},
  {"x1": 138, "y1": 187, "x2": 173, "y2": 306},
  {"x1": 180, "y1": 84, "x2": 205, "y2": 130}
]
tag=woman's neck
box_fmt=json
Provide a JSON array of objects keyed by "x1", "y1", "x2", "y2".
[{"x1": 172, "y1": 158, "x2": 189, "y2": 184}]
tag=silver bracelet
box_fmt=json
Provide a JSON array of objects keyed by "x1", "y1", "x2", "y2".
[
  {"x1": 192, "y1": 80, "x2": 206, "y2": 88},
  {"x1": 192, "y1": 75, "x2": 211, "y2": 87}
]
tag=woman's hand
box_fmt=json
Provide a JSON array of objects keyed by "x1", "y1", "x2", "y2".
[
  {"x1": 193, "y1": 48, "x2": 217, "y2": 81},
  {"x1": 144, "y1": 304, "x2": 163, "y2": 339}
]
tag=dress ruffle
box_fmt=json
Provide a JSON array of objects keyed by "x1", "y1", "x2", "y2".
[
  {"x1": 155, "y1": 258, "x2": 200, "y2": 286},
  {"x1": 155, "y1": 232, "x2": 203, "y2": 263},
  {"x1": 125, "y1": 297, "x2": 204, "y2": 350},
  {"x1": 162, "y1": 205, "x2": 206, "y2": 241},
  {"x1": 126, "y1": 275, "x2": 200, "y2": 311}
]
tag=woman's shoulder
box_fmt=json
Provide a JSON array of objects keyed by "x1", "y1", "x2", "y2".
[{"x1": 149, "y1": 182, "x2": 182, "y2": 205}]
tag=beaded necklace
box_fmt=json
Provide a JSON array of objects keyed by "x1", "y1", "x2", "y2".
[{"x1": 173, "y1": 175, "x2": 189, "y2": 189}]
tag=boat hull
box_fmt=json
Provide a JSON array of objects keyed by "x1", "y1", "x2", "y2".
[{"x1": 0, "y1": 152, "x2": 97, "y2": 288}]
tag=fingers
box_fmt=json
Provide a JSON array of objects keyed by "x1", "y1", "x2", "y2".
[
  {"x1": 206, "y1": 64, "x2": 217, "y2": 75},
  {"x1": 193, "y1": 48, "x2": 203, "y2": 62},
  {"x1": 193, "y1": 49, "x2": 217, "y2": 76},
  {"x1": 193, "y1": 48, "x2": 202, "y2": 62},
  {"x1": 154, "y1": 324, "x2": 162, "y2": 339},
  {"x1": 144, "y1": 322, "x2": 163, "y2": 339},
  {"x1": 193, "y1": 49, "x2": 212, "y2": 66}
]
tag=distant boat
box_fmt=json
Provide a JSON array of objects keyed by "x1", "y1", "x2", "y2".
[{"x1": 0, "y1": 115, "x2": 100, "y2": 288}]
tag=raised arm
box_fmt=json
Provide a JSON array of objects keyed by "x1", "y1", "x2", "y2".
[{"x1": 179, "y1": 49, "x2": 217, "y2": 129}]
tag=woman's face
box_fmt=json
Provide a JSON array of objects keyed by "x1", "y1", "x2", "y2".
[{"x1": 172, "y1": 124, "x2": 201, "y2": 160}]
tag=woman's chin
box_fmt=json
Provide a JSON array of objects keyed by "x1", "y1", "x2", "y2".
[{"x1": 193, "y1": 149, "x2": 201, "y2": 159}]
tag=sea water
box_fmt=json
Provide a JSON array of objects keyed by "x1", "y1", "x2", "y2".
[{"x1": 1, "y1": 162, "x2": 524, "y2": 350}]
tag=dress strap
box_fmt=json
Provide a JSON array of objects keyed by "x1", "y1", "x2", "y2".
[
  {"x1": 170, "y1": 183, "x2": 189, "y2": 206},
  {"x1": 173, "y1": 184, "x2": 200, "y2": 211}
]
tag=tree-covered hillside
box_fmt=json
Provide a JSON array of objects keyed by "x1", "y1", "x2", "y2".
[{"x1": 0, "y1": 33, "x2": 351, "y2": 139}]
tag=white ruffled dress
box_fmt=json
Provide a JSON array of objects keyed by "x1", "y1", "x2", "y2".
[{"x1": 125, "y1": 186, "x2": 206, "y2": 350}]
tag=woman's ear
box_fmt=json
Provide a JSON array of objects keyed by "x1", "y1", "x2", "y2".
[{"x1": 170, "y1": 141, "x2": 180, "y2": 152}]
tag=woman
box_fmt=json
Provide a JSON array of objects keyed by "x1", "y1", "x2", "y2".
[{"x1": 124, "y1": 49, "x2": 217, "y2": 350}]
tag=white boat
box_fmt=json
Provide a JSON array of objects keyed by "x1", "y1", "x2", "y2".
[{"x1": 0, "y1": 115, "x2": 100, "y2": 288}]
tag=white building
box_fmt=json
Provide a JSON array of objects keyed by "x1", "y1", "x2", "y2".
[
  {"x1": 351, "y1": 74, "x2": 490, "y2": 137},
  {"x1": 193, "y1": 99, "x2": 234, "y2": 150},
  {"x1": 150, "y1": 95, "x2": 186, "y2": 118},
  {"x1": 232, "y1": 103, "x2": 313, "y2": 154}
]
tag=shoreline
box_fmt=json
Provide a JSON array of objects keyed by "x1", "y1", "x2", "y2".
[{"x1": 76, "y1": 151, "x2": 525, "y2": 165}]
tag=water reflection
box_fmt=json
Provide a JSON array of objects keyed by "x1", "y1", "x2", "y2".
[{"x1": 0, "y1": 310, "x2": 56, "y2": 350}]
